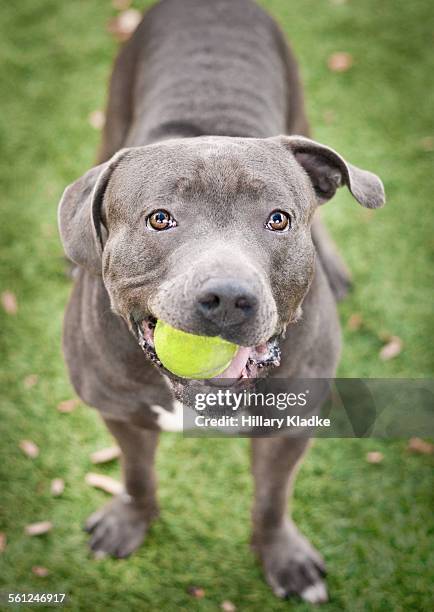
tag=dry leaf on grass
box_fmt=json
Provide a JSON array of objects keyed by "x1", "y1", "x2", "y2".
[
  {"x1": 85, "y1": 473, "x2": 123, "y2": 496},
  {"x1": 113, "y1": 0, "x2": 131, "y2": 9},
  {"x1": 420, "y1": 136, "x2": 434, "y2": 152},
  {"x1": 88, "y1": 110, "x2": 105, "y2": 130},
  {"x1": 366, "y1": 451, "x2": 384, "y2": 464},
  {"x1": 221, "y1": 601, "x2": 237, "y2": 612},
  {"x1": 19, "y1": 439, "x2": 39, "y2": 459},
  {"x1": 187, "y1": 586, "x2": 205, "y2": 599},
  {"x1": 24, "y1": 374, "x2": 38, "y2": 388},
  {"x1": 1, "y1": 291, "x2": 18, "y2": 314},
  {"x1": 347, "y1": 313, "x2": 363, "y2": 331},
  {"x1": 379, "y1": 336, "x2": 403, "y2": 360},
  {"x1": 362, "y1": 209, "x2": 375, "y2": 223},
  {"x1": 407, "y1": 437, "x2": 434, "y2": 455},
  {"x1": 25, "y1": 521, "x2": 53, "y2": 536},
  {"x1": 90, "y1": 446, "x2": 121, "y2": 464},
  {"x1": 57, "y1": 398, "x2": 80, "y2": 413},
  {"x1": 32, "y1": 566, "x2": 50, "y2": 577},
  {"x1": 0, "y1": 532, "x2": 6, "y2": 552},
  {"x1": 327, "y1": 52, "x2": 353, "y2": 72},
  {"x1": 107, "y1": 9, "x2": 141, "y2": 42},
  {"x1": 323, "y1": 109, "x2": 336, "y2": 124},
  {"x1": 51, "y1": 478, "x2": 65, "y2": 497}
]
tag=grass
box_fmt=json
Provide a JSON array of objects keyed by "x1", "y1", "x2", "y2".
[{"x1": 0, "y1": 0, "x2": 433, "y2": 610}]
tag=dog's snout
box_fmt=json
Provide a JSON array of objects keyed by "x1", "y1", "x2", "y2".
[{"x1": 196, "y1": 280, "x2": 258, "y2": 328}]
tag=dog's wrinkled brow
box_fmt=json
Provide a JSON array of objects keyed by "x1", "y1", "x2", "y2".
[{"x1": 172, "y1": 160, "x2": 267, "y2": 200}]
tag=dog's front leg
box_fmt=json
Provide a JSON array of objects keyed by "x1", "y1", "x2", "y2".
[
  {"x1": 251, "y1": 437, "x2": 327, "y2": 604},
  {"x1": 85, "y1": 418, "x2": 159, "y2": 558}
]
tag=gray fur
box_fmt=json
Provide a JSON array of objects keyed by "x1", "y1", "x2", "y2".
[{"x1": 58, "y1": 0, "x2": 385, "y2": 603}]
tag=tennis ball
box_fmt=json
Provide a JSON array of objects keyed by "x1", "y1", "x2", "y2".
[{"x1": 154, "y1": 320, "x2": 238, "y2": 379}]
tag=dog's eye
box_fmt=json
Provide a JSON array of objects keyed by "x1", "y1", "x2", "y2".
[
  {"x1": 265, "y1": 210, "x2": 291, "y2": 232},
  {"x1": 146, "y1": 210, "x2": 177, "y2": 231}
]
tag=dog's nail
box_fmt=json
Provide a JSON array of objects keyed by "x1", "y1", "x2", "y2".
[
  {"x1": 301, "y1": 581, "x2": 328, "y2": 604},
  {"x1": 93, "y1": 550, "x2": 108, "y2": 560}
]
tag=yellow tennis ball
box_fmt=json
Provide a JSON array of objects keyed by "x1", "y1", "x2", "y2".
[{"x1": 154, "y1": 320, "x2": 238, "y2": 379}]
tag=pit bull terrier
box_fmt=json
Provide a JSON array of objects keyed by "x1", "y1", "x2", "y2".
[{"x1": 58, "y1": 0, "x2": 385, "y2": 603}]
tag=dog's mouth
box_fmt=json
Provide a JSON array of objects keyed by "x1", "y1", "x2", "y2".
[{"x1": 134, "y1": 316, "x2": 281, "y2": 383}]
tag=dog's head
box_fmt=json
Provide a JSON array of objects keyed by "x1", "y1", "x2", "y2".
[{"x1": 58, "y1": 136, "x2": 384, "y2": 387}]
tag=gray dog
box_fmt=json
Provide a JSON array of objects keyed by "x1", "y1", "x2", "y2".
[{"x1": 58, "y1": 0, "x2": 385, "y2": 603}]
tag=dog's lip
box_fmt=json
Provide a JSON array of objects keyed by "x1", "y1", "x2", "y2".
[{"x1": 133, "y1": 316, "x2": 281, "y2": 382}]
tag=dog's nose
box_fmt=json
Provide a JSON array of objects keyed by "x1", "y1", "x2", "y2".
[{"x1": 196, "y1": 280, "x2": 258, "y2": 328}]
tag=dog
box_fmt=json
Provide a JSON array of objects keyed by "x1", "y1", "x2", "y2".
[{"x1": 58, "y1": 0, "x2": 385, "y2": 603}]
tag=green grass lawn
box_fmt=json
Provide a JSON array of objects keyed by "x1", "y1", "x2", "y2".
[{"x1": 0, "y1": 0, "x2": 433, "y2": 610}]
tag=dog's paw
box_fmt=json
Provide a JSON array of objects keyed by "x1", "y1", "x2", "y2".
[
  {"x1": 84, "y1": 496, "x2": 157, "y2": 558},
  {"x1": 254, "y1": 521, "x2": 328, "y2": 604}
]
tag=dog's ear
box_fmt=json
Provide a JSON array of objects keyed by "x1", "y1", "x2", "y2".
[
  {"x1": 279, "y1": 135, "x2": 385, "y2": 208},
  {"x1": 58, "y1": 149, "x2": 129, "y2": 274}
]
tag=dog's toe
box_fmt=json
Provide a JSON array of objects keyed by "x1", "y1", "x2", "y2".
[
  {"x1": 301, "y1": 581, "x2": 328, "y2": 604},
  {"x1": 84, "y1": 497, "x2": 151, "y2": 558},
  {"x1": 84, "y1": 507, "x2": 106, "y2": 533},
  {"x1": 255, "y1": 520, "x2": 329, "y2": 604},
  {"x1": 266, "y1": 562, "x2": 328, "y2": 603}
]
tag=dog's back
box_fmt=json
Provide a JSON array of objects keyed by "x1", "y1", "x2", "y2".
[{"x1": 100, "y1": 0, "x2": 308, "y2": 159}]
